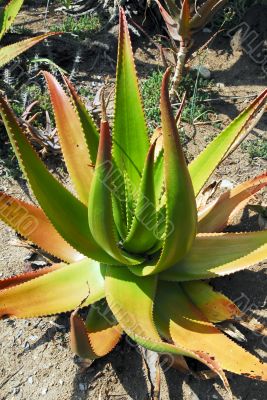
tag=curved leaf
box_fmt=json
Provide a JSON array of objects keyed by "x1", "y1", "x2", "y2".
[
  {"x1": 123, "y1": 141, "x2": 158, "y2": 254},
  {"x1": 0, "y1": 32, "x2": 59, "y2": 68},
  {"x1": 44, "y1": 71, "x2": 94, "y2": 205},
  {"x1": 0, "y1": 95, "x2": 117, "y2": 264},
  {"x1": 0, "y1": 264, "x2": 61, "y2": 290},
  {"x1": 129, "y1": 69, "x2": 197, "y2": 275},
  {"x1": 88, "y1": 116, "x2": 143, "y2": 265},
  {"x1": 161, "y1": 231, "x2": 267, "y2": 281},
  {"x1": 70, "y1": 301, "x2": 122, "y2": 360},
  {"x1": 189, "y1": 89, "x2": 267, "y2": 196},
  {"x1": 182, "y1": 281, "x2": 242, "y2": 323},
  {"x1": 198, "y1": 172, "x2": 267, "y2": 233},
  {"x1": 0, "y1": 259, "x2": 105, "y2": 318},
  {"x1": 105, "y1": 266, "x2": 231, "y2": 388},
  {"x1": 190, "y1": 0, "x2": 228, "y2": 32},
  {"x1": 156, "y1": 282, "x2": 267, "y2": 381},
  {"x1": 63, "y1": 75, "x2": 99, "y2": 165},
  {"x1": 0, "y1": 191, "x2": 83, "y2": 262},
  {"x1": 113, "y1": 8, "x2": 149, "y2": 190},
  {"x1": 0, "y1": 0, "x2": 23, "y2": 40}
]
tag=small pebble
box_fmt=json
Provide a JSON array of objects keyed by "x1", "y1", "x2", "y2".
[
  {"x1": 79, "y1": 383, "x2": 86, "y2": 391},
  {"x1": 41, "y1": 388, "x2": 48, "y2": 395},
  {"x1": 28, "y1": 376, "x2": 33, "y2": 384},
  {"x1": 192, "y1": 65, "x2": 211, "y2": 79},
  {"x1": 216, "y1": 82, "x2": 225, "y2": 89},
  {"x1": 59, "y1": 379, "x2": 64, "y2": 385},
  {"x1": 203, "y1": 27, "x2": 212, "y2": 33},
  {"x1": 220, "y1": 179, "x2": 234, "y2": 189}
]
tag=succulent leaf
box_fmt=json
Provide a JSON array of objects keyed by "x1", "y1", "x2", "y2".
[
  {"x1": 63, "y1": 75, "x2": 99, "y2": 165},
  {"x1": 88, "y1": 115, "x2": 143, "y2": 265},
  {"x1": 113, "y1": 8, "x2": 149, "y2": 190},
  {"x1": 0, "y1": 259, "x2": 105, "y2": 318},
  {"x1": 0, "y1": 0, "x2": 23, "y2": 40},
  {"x1": 156, "y1": 282, "x2": 267, "y2": 381},
  {"x1": 70, "y1": 303, "x2": 122, "y2": 360},
  {"x1": 129, "y1": 69, "x2": 197, "y2": 275},
  {"x1": 0, "y1": 264, "x2": 62, "y2": 290},
  {"x1": 0, "y1": 96, "x2": 117, "y2": 264},
  {"x1": 0, "y1": 191, "x2": 83, "y2": 263},
  {"x1": 0, "y1": 32, "x2": 59, "y2": 68},
  {"x1": 189, "y1": 89, "x2": 267, "y2": 196},
  {"x1": 161, "y1": 230, "x2": 267, "y2": 281},
  {"x1": 44, "y1": 71, "x2": 94, "y2": 205},
  {"x1": 189, "y1": 0, "x2": 228, "y2": 32},
  {"x1": 198, "y1": 172, "x2": 267, "y2": 233},
  {"x1": 182, "y1": 281, "x2": 242, "y2": 323},
  {"x1": 123, "y1": 141, "x2": 158, "y2": 254}
]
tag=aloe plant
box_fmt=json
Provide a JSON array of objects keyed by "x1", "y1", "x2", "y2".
[
  {"x1": 155, "y1": 0, "x2": 228, "y2": 97},
  {"x1": 0, "y1": 0, "x2": 58, "y2": 68},
  {"x1": 0, "y1": 8, "x2": 267, "y2": 392}
]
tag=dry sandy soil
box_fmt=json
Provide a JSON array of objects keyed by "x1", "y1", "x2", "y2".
[{"x1": 0, "y1": 2, "x2": 267, "y2": 400}]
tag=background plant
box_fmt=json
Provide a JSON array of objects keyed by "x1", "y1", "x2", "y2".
[{"x1": 155, "y1": 0, "x2": 228, "y2": 97}]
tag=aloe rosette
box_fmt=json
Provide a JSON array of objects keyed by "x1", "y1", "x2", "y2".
[{"x1": 0, "y1": 8, "x2": 267, "y2": 391}]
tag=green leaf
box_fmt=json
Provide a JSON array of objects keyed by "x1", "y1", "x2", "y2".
[
  {"x1": 0, "y1": 32, "x2": 59, "y2": 67},
  {"x1": 88, "y1": 116, "x2": 143, "y2": 265},
  {"x1": 160, "y1": 230, "x2": 267, "y2": 281},
  {"x1": 0, "y1": 0, "x2": 23, "y2": 40},
  {"x1": 63, "y1": 75, "x2": 99, "y2": 165},
  {"x1": 0, "y1": 259, "x2": 105, "y2": 318},
  {"x1": 0, "y1": 96, "x2": 118, "y2": 264},
  {"x1": 129, "y1": 69, "x2": 197, "y2": 275},
  {"x1": 189, "y1": 89, "x2": 267, "y2": 196},
  {"x1": 123, "y1": 141, "x2": 158, "y2": 254},
  {"x1": 44, "y1": 71, "x2": 94, "y2": 205},
  {"x1": 113, "y1": 8, "x2": 149, "y2": 190}
]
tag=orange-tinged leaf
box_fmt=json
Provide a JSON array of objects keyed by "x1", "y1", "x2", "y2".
[
  {"x1": 71, "y1": 303, "x2": 122, "y2": 360},
  {"x1": 156, "y1": 282, "x2": 267, "y2": 381},
  {"x1": 63, "y1": 75, "x2": 99, "y2": 165},
  {"x1": 44, "y1": 71, "x2": 93, "y2": 205},
  {"x1": 155, "y1": 0, "x2": 180, "y2": 41},
  {"x1": 161, "y1": 231, "x2": 267, "y2": 281},
  {"x1": 0, "y1": 95, "x2": 117, "y2": 264},
  {"x1": 85, "y1": 300, "x2": 122, "y2": 357},
  {"x1": 0, "y1": 191, "x2": 83, "y2": 263},
  {"x1": 0, "y1": 259, "x2": 105, "y2": 318},
  {"x1": 190, "y1": 0, "x2": 228, "y2": 32},
  {"x1": 0, "y1": 264, "x2": 61, "y2": 290},
  {"x1": 0, "y1": 32, "x2": 59, "y2": 68},
  {"x1": 106, "y1": 266, "x2": 230, "y2": 390},
  {"x1": 198, "y1": 172, "x2": 267, "y2": 233},
  {"x1": 179, "y1": 0, "x2": 191, "y2": 41},
  {"x1": 182, "y1": 281, "x2": 242, "y2": 323},
  {"x1": 70, "y1": 312, "x2": 98, "y2": 360}
]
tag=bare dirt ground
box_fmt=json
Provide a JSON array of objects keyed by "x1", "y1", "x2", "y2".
[{"x1": 0, "y1": 2, "x2": 267, "y2": 400}]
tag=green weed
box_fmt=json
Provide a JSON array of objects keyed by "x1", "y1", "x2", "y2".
[
  {"x1": 242, "y1": 139, "x2": 267, "y2": 160},
  {"x1": 51, "y1": 15, "x2": 101, "y2": 39}
]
